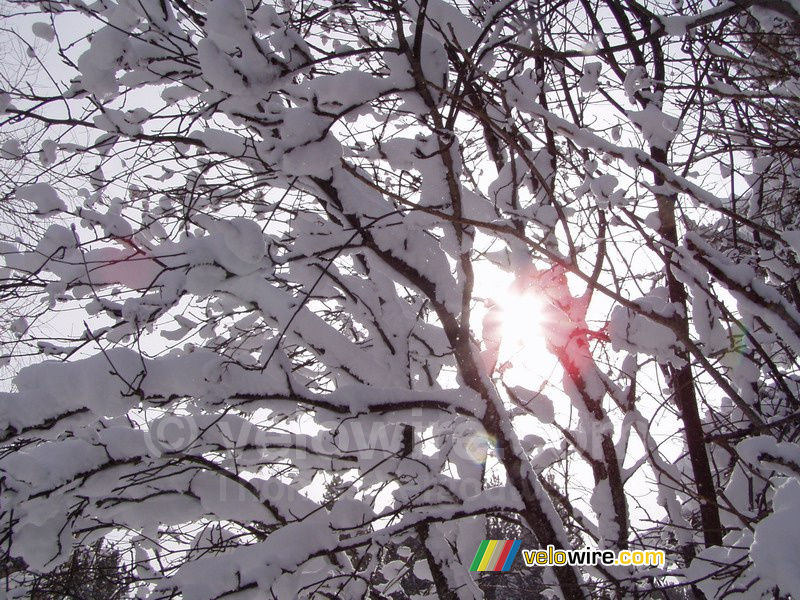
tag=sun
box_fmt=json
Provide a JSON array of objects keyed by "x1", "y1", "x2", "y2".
[
  {"x1": 496, "y1": 292, "x2": 546, "y2": 355},
  {"x1": 473, "y1": 265, "x2": 555, "y2": 384}
]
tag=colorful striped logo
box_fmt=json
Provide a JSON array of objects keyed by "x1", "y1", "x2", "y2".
[{"x1": 469, "y1": 539, "x2": 521, "y2": 571}]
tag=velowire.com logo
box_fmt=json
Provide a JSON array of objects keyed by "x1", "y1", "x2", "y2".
[{"x1": 470, "y1": 540, "x2": 666, "y2": 571}]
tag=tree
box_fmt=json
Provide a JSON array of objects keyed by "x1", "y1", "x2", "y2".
[
  {"x1": 0, "y1": 0, "x2": 54, "y2": 384},
  {"x1": 1, "y1": 0, "x2": 799, "y2": 598},
  {"x1": 2, "y1": 540, "x2": 133, "y2": 600}
]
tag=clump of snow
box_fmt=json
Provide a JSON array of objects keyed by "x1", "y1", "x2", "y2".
[
  {"x1": 206, "y1": 0, "x2": 248, "y2": 38},
  {"x1": 784, "y1": 229, "x2": 800, "y2": 258},
  {"x1": 580, "y1": 62, "x2": 602, "y2": 93},
  {"x1": 17, "y1": 183, "x2": 68, "y2": 216},
  {"x1": 1, "y1": 139, "x2": 23, "y2": 160},
  {"x1": 11, "y1": 514, "x2": 71, "y2": 571},
  {"x1": 643, "y1": 210, "x2": 661, "y2": 230},
  {"x1": 608, "y1": 288, "x2": 682, "y2": 365},
  {"x1": 281, "y1": 135, "x2": 342, "y2": 176},
  {"x1": 31, "y1": 22, "x2": 56, "y2": 42},
  {"x1": 751, "y1": 478, "x2": 800, "y2": 598},
  {"x1": 416, "y1": 33, "x2": 449, "y2": 102},
  {"x1": 11, "y1": 317, "x2": 28, "y2": 337},
  {"x1": 688, "y1": 530, "x2": 773, "y2": 600},
  {"x1": 197, "y1": 39, "x2": 248, "y2": 96},
  {"x1": 404, "y1": 0, "x2": 481, "y2": 49},
  {"x1": 199, "y1": 128, "x2": 247, "y2": 156},
  {"x1": 590, "y1": 174, "x2": 626, "y2": 208},
  {"x1": 39, "y1": 140, "x2": 57, "y2": 166},
  {"x1": 628, "y1": 104, "x2": 680, "y2": 151},
  {"x1": 77, "y1": 26, "x2": 133, "y2": 98},
  {"x1": 623, "y1": 66, "x2": 651, "y2": 103},
  {"x1": 509, "y1": 386, "x2": 554, "y2": 424},
  {"x1": 328, "y1": 498, "x2": 375, "y2": 529},
  {"x1": 737, "y1": 436, "x2": 800, "y2": 475},
  {"x1": 659, "y1": 16, "x2": 689, "y2": 37},
  {"x1": 0, "y1": 92, "x2": 12, "y2": 113}
]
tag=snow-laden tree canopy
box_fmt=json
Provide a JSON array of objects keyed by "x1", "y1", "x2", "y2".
[{"x1": 1, "y1": 0, "x2": 800, "y2": 597}]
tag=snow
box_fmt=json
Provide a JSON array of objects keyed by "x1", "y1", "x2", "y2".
[
  {"x1": 628, "y1": 104, "x2": 680, "y2": 151},
  {"x1": 94, "y1": 109, "x2": 146, "y2": 136},
  {"x1": 281, "y1": 135, "x2": 343, "y2": 176},
  {"x1": 659, "y1": 16, "x2": 689, "y2": 36},
  {"x1": 416, "y1": 33, "x2": 449, "y2": 101},
  {"x1": 206, "y1": 0, "x2": 249, "y2": 39},
  {"x1": 77, "y1": 26, "x2": 134, "y2": 98},
  {"x1": 751, "y1": 478, "x2": 800, "y2": 599},
  {"x1": 172, "y1": 519, "x2": 338, "y2": 598},
  {"x1": 737, "y1": 435, "x2": 800, "y2": 475},
  {"x1": 590, "y1": 173, "x2": 626, "y2": 208},
  {"x1": 1, "y1": 139, "x2": 23, "y2": 160},
  {"x1": 404, "y1": 0, "x2": 481, "y2": 49},
  {"x1": 623, "y1": 66, "x2": 651, "y2": 103},
  {"x1": 687, "y1": 530, "x2": 772, "y2": 600},
  {"x1": 509, "y1": 386, "x2": 554, "y2": 424},
  {"x1": 608, "y1": 288, "x2": 682, "y2": 365},
  {"x1": 31, "y1": 22, "x2": 56, "y2": 42},
  {"x1": 328, "y1": 498, "x2": 376, "y2": 529},
  {"x1": 295, "y1": 69, "x2": 390, "y2": 110},
  {"x1": 16, "y1": 183, "x2": 68, "y2": 216},
  {"x1": 783, "y1": 228, "x2": 800, "y2": 258},
  {"x1": 192, "y1": 472, "x2": 276, "y2": 522},
  {"x1": 10, "y1": 316, "x2": 28, "y2": 337},
  {"x1": 39, "y1": 139, "x2": 57, "y2": 166},
  {"x1": 643, "y1": 210, "x2": 661, "y2": 230},
  {"x1": 11, "y1": 514, "x2": 71, "y2": 571},
  {"x1": 580, "y1": 62, "x2": 602, "y2": 93},
  {"x1": 413, "y1": 559, "x2": 433, "y2": 581},
  {"x1": 197, "y1": 38, "x2": 249, "y2": 96},
  {"x1": 216, "y1": 217, "x2": 267, "y2": 265}
]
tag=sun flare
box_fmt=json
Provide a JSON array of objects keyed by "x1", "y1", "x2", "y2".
[
  {"x1": 495, "y1": 290, "x2": 549, "y2": 369},
  {"x1": 474, "y1": 263, "x2": 556, "y2": 384}
]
